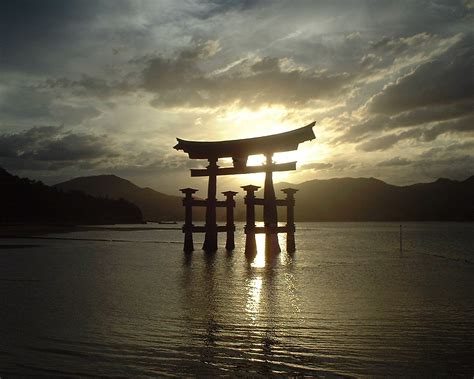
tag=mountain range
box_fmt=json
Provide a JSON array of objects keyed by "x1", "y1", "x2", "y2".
[
  {"x1": 0, "y1": 168, "x2": 143, "y2": 225},
  {"x1": 270, "y1": 176, "x2": 474, "y2": 221},
  {"x1": 55, "y1": 175, "x2": 205, "y2": 222},
  {"x1": 55, "y1": 173, "x2": 474, "y2": 222}
]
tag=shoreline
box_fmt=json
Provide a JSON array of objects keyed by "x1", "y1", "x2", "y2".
[{"x1": 0, "y1": 223, "x2": 181, "y2": 238}]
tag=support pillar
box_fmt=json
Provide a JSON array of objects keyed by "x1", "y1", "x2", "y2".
[
  {"x1": 242, "y1": 185, "x2": 260, "y2": 258},
  {"x1": 180, "y1": 188, "x2": 198, "y2": 252},
  {"x1": 222, "y1": 191, "x2": 238, "y2": 250},
  {"x1": 282, "y1": 188, "x2": 298, "y2": 253},
  {"x1": 263, "y1": 154, "x2": 281, "y2": 254},
  {"x1": 203, "y1": 158, "x2": 218, "y2": 252}
]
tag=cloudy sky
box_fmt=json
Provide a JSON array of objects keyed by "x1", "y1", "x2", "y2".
[{"x1": 0, "y1": 0, "x2": 472, "y2": 194}]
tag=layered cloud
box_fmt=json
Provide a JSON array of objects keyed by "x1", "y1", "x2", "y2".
[
  {"x1": 0, "y1": 0, "x2": 472, "y2": 190},
  {"x1": 332, "y1": 32, "x2": 473, "y2": 174},
  {"x1": 0, "y1": 126, "x2": 117, "y2": 169},
  {"x1": 367, "y1": 36, "x2": 473, "y2": 115}
]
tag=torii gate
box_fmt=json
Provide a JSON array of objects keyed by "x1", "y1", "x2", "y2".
[{"x1": 174, "y1": 121, "x2": 316, "y2": 254}]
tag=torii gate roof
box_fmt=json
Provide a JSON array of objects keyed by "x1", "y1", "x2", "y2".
[{"x1": 174, "y1": 121, "x2": 316, "y2": 159}]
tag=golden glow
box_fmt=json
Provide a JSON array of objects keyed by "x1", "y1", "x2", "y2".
[
  {"x1": 217, "y1": 106, "x2": 321, "y2": 183},
  {"x1": 249, "y1": 228, "x2": 290, "y2": 268},
  {"x1": 245, "y1": 275, "x2": 263, "y2": 323},
  {"x1": 221, "y1": 106, "x2": 289, "y2": 135},
  {"x1": 251, "y1": 233, "x2": 267, "y2": 268},
  {"x1": 246, "y1": 154, "x2": 265, "y2": 166}
]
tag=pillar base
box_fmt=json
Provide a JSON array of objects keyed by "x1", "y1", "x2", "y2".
[
  {"x1": 203, "y1": 228, "x2": 218, "y2": 252},
  {"x1": 225, "y1": 237, "x2": 235, "y2": 251},
  {"x1": 265, "y1": 233, "x2": 281, "y2": 255},
  {"x1": 183, "y1": 232, "x2": 194, "y2": 252},
  {"x1": 245, "y1": 233, "x2": 257, "y2": 259},
  {"x1": 287, "y1": 233, "x2": 296, "y2": 253}
]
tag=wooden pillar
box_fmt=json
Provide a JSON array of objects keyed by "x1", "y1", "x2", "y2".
[
  {"x1": 242, "y1": 185, "x2": 260, "y2": 257},
  {"x1": 282, "y1": 188, "x2": 298, "y2": 253},
  {"x1": 203, "y1": 157, "x2": 218, "y2": 252},
  {"x1": 180, "y1": 188, "x2": 198, "y2": 252},
  {"x1": 263, "y1": 153, "x2": 281, "y2": 254},
  {"x1": 222, "y1": 191, "x2": 238, "y2": 250}
]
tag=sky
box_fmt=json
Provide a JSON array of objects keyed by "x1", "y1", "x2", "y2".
[{"x1": 0, "y1": 0, "x2": 473, "y2": 195}]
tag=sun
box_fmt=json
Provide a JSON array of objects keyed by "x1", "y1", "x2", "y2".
[
  {"x1": 222, "y1": 106, "x2": 289, "y2": 137},
  {"x1": 217, "y1": 105, "x2": 320, "y2": 183}
]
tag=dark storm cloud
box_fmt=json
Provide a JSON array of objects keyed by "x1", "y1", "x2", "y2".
[
  {"x1": 390, "y1": 102, "x2": 473, "y2": 128},
  {"x1": 0, "y1": 126, "x2": 61, "y2": 158},
  {"x1": 0, "y1": 0, "x2": 133, "y2": 73},
  {"x1": 0, "y1": 85, "x2": 101, "y2": 126},
  {"x1": 359, "y1": 32, "x2": 447, "y2": 73},
  {"x1": 368, "y1": 35, "x2": 473, "y2": 115},
  {"x1": 142, "y1": 53, "x2": 200, "y2": 92},
  {"x1": 0, "y1": 125, "x2": 194, "y2": 175},
  {"x1": 357, "y1": 129, "x2": 422, "y2": 152},
  {"x1": 46, "y1": 47, "x2": 353, "y2": 108},
  {"x1": 376, "y1": 157, "x2": 411, "y2": 167},
  {"x1": 192, "y1": 0, "x2": 260, "y2": 18},
  {"x1": 341, "y1": 101, "x2": 473, "y2": 143},
  {"x1": 0, "y1": 86, "x2": 53, "y2": 121},
  {"x1": 422, "y1": 114, "x2": 474, "y2": 141},
  {"x1": 45, "y1": 75, "x2": 132, "y2": 99},
  {"x1": 27, "y1": 134, "x2": 117, "y2": 162},
  {"x1": 0, "y1": 126, "x2": 117, "y2": 167},
  {"x1": 357, "y1": 114, "x2": 474, "y2": 152},
  {"x1": 420, "y1": 140, "x2": 474, "y2": 158},
  {"x1": 370, "y1": 32, "x2": 443, "y2": 57},
  {"x1": 362, "y1": 0, "x2": 472, "y2": 35},
  {"x1": 42, "y1": 41, "x2": 217, "y2": 99},
  {"x1": 337, "y1": 34, "x2": 473, "y2": 148},
  {"x1": 142, "y1": 51, "x2": 353, "y2": 108},
  {"x1": 50, "y1": 104, "x2": 101, "y2": 126}
]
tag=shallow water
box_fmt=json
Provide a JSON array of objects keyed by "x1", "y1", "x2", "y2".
[{"x1": 0, "y1": 222, "x2": 473, "y2": 376}]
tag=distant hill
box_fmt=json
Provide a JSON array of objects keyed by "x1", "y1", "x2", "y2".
[
  {"x1": 271, "y1": 176, "x2": 474, "y2": 221},
  {"x1": 0, "y1": 168, "x2": 143, "y2": 224},
  {"x1": 55, "y1": 173, "x2": 473, "y2": 222},
  {"x1": 55, "y1": 175, "x2": 205, "y2": 222}
]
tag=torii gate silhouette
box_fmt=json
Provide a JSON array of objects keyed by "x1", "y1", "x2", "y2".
[{"x1": 174, "y1": 121, "x2": 316, "y2": 255}]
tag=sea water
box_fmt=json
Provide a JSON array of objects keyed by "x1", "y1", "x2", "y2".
[{"x1": 0, "y1": 222, "x2": 473, "y2": 376}]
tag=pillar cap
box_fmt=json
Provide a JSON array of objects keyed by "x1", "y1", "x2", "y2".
[
  {"x1": 281, "y1": 188, "x2": 298, "y2": 194},
  {"x1": 222, "y1": 190, "x2": 238, "y2": 196},
  {"x1": 180, "y1": 188, "x2": 198, "y2": 194},
  {"x1": 241, "y1": 184, "x2": 261, "y2": 191}
]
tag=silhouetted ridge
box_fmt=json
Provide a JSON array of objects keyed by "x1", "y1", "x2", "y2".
[
  {"x1": 54, "y1": 172, "x2": 474, "y2": 222},
  {"x1": 463, "y1": 175, "x2": 474, "y2": 185},
  {"x1": 0, "y1": 168, "x2": 143, "y2": 224},
  {"x1": 55, "y1": 175, "x2": 205, "y2": 221},
  {"x1": 0, "y1": 167, "x2": 10, "y2": 177},
  {"x1": 272, "y1": 175, "x2": 474, "y2": 221}
]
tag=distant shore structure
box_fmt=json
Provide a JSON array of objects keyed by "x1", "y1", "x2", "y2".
[{"x1": 174, "y1": 121, "x2": 316, "y2": 255}]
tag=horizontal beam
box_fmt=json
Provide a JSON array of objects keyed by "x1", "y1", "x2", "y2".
[
  {"x1": 184, "y1": 225, "x2": 234, "y2": 233},
  {"x1": 251, "y1": 198, "x2": 288, "y2": 206},
  {"x1": 185, "y1": 199, "x2": 234, "y2": 207},
  {"x1": 190, "y1": 161, "x2": 296, "y2": 177}
]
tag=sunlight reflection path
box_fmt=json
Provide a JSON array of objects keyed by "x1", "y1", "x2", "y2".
[{"x1": 245, "y1": 275, "x2": 263, "y2": 325}]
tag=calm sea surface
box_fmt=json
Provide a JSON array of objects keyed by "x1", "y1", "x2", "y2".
[{"x1": 1, "y1": 222, "x2": 473, "y2": 377}]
